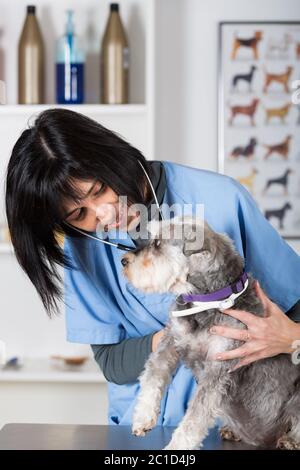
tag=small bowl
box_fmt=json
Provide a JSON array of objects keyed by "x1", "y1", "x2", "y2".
[{"x1": 51, "y1": 355, "x2": 88, "y2": 368}]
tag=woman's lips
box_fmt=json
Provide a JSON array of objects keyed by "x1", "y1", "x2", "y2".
[{"x1": 104, "y1": 206, "x2": 126, "y2": 230}]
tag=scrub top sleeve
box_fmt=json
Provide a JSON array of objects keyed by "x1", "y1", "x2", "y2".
[
  {"x1": 64, "y1": 238, "x2": 126, "y2": 345},
  {"x1": 232, "y1": 179, "x2": 300, "y2": 313}
]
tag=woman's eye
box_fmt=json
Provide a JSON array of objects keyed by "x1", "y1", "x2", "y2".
[
  {"x1": 74, "y1": 208, "x2": 85, "y2": 221},
  {"x1": 94, "y1": 183, "x2": 106, "y2": 196}
]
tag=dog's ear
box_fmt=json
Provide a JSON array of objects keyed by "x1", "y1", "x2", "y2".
[
  {"x1": 188, "y1": 250, "x2": 213, "y2": 274},
  {"x1": 217, "y1": 232, "x2": 236, "y2": 252},
  {"x1": 164, "y1": 215, "x2": 204, "y2": 248},
  {"x1": 185, "y1": 222, "x2": 219, "y2": 272},
  {"x1": 181, "y1": 217, "x2": 209, "y2": 255}
]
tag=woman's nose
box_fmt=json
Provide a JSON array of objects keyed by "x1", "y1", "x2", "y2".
[
  {"x1": 94, "y1": 203, "x2": 109, "y2": 219},
  {"x1": 89, "y1": 202, "x2": 115, "y2": 224}
]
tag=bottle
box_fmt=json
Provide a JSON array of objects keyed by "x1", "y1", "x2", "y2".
[
  {"x1": 56, "y1": 10, "x2": 85, "y2": 104},
  {"x1": 101, "y1": 3, "x2": 129, "y2": 104},
  {"x1": 18, "y1": 5, "x2": 45, "y2": 104}
]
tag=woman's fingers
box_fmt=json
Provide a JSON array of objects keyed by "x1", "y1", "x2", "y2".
[
  {"x1": 211, "y1": 345, "x2": 250, "y2": 361},
  {"x1": 210, "y1": 325, "x2": 251, "y2": 342}
]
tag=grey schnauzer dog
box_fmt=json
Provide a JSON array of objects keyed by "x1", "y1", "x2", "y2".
[{"x1": 121, "y1": 216, "x2": 300, "y2": 450}]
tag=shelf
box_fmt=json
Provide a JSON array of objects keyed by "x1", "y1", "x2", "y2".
[
  {"x1": 0, "y1": 358, "x2": 106, "y2": 384},
  {"x1": 0, "y1": 104, "x2": 148, "y2": 116}
]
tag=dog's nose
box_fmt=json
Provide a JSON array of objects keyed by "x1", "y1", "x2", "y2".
[{"x1": 121, "y1": 257, "x2": 129, "y2": 267}]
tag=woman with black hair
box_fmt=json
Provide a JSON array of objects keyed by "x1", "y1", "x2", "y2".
[{"x1": 5, "y1": 108, "x2": 300, "y2": 426}]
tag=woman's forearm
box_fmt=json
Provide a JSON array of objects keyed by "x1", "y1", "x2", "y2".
[{"x1": 91, "y1": 332, "x2": 155, "y2": 385}]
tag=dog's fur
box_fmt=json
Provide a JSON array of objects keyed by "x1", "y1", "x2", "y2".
[
  {"x1": 230, "y1": 137, "x2": 257, "y2": 159},
  {"x1": 263, "y1": 66, "x2": 293, "y2": 93},
  {"x1": 264, "y1": 103, "x2": 292, "y2": 125},
  {"x1": 263, "y1": 169, "x2": 293, "y2": 196},
  {"x1": 265, "y1": 203, "x2": 292, "y2": 230},
  {"x1": 232, "y1": 66, "x2": 257, "y2": 92},
  {"x1": 231, "y1": 31, "x2": 263, "y2": 60},
  {"x1": 122, "y1": 216, "x2": 300, "y2": 450},
  {"x1": 267, "y1": 34, "x2": 293, "y2": 58},
  {"x1": 297, "y1": 43, "x2": 300, "y2": 60},
  {"x1": 237, "y1": 168, "x2": 258, "y2": 194},
  {"x1": 228, "y1": 98, "x2": 259, "y2": 126},
  {"x1": 263, "y1": 135, "x2": 292, "y2": 160}
]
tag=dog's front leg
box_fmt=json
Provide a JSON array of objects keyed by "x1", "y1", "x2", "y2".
[
  {"x1": 164, "y1": 376, "x2": 222, "y2": 450},
  {"x1": 132, "y1": 333, "x2": 179, "y2": 437}
]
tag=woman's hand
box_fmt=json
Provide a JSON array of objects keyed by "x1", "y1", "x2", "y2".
[
  {"x1": 152, "y1": 329, "x2": 165, "y2": 352},
  {"x1": 210, "y1": 280, "x2": 300, "y2": 371}
]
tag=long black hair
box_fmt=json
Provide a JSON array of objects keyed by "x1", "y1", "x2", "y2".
[{"x1": 5, "y1": 108, "x2": 153, "y2": 317}]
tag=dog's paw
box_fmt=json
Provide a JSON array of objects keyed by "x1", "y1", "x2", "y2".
[
  {"x1": 164, "y1": 437, "x2": 203, "y2": 451},
  {"x1": 164, "y1": 441, "x2": 178, "y2": 451},
  {"x1": 132, "y1": 412, "x2": 158, "y2": 437},
  {"x1": 219, "y1": 426, "x2": 241, "y2": 442},
  {"x1": 277, "y1": 434, "x2": 300, "y2": 450}
]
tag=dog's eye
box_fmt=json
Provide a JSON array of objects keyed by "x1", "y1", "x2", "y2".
[{"x1": 154, "y1": 239, "x2": 161, "y2": 249}]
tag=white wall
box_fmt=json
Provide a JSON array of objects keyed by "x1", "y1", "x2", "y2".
[
  {"x1": 156, "y1": 0, "x2": 300, "y2": 169},
  {"x1": 155, "y1": 0, "x2": 300, "y2": 253}
]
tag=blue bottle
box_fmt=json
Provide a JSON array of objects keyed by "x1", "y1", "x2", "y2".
[{"x1": 56, "y1": 10, "x2": 85, "y2": 104}]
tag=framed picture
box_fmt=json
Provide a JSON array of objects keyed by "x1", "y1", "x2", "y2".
[{"x1": 218, "y1": 21, "x2": 300, "y2": 239}]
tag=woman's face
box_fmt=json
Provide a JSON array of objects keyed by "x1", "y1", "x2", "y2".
[{"x1": 62, "y1": 179, "x2": 141, "y2": 233}]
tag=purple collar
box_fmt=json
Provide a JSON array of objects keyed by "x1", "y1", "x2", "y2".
[{"x1": 181, "y1": 271, "x2": 248, "y2": 303}]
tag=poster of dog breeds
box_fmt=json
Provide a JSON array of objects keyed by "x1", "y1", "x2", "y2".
[{"x1": 219, "y1": 22, "x2": 300, "y2": 238}]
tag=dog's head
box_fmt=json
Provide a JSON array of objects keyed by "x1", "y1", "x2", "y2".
[
  {"x1": 249, "y1": 137, "x2": 257, "y2": 146},
  {"x1": 285, "y1": 202, "x2": 292, "y2": 210},
  {"x1": 121, "y1": 216, "x2": 243, "y2": 295}
]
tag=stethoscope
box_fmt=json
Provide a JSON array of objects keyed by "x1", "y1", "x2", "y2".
[{"x1": 63, "y1": 160, "x2": 164, "y2": 252}]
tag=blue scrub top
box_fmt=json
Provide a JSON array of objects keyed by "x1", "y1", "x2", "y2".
[{"x1": 64, "y1": 160, "x2": 300, "y2": 425}]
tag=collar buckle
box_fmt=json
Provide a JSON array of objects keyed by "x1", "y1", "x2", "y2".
[{"x1": 219, "y1": 297, "x2": 234, "y2": 310}]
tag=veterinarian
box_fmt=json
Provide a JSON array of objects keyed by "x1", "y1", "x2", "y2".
[{"x1": 5, "y1": 109, "x2": 300, "y2": 426}]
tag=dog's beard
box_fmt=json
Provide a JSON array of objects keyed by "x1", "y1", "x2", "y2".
[{"x1": 124, "y1": 244, "x2": 189, "y2": 294}]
